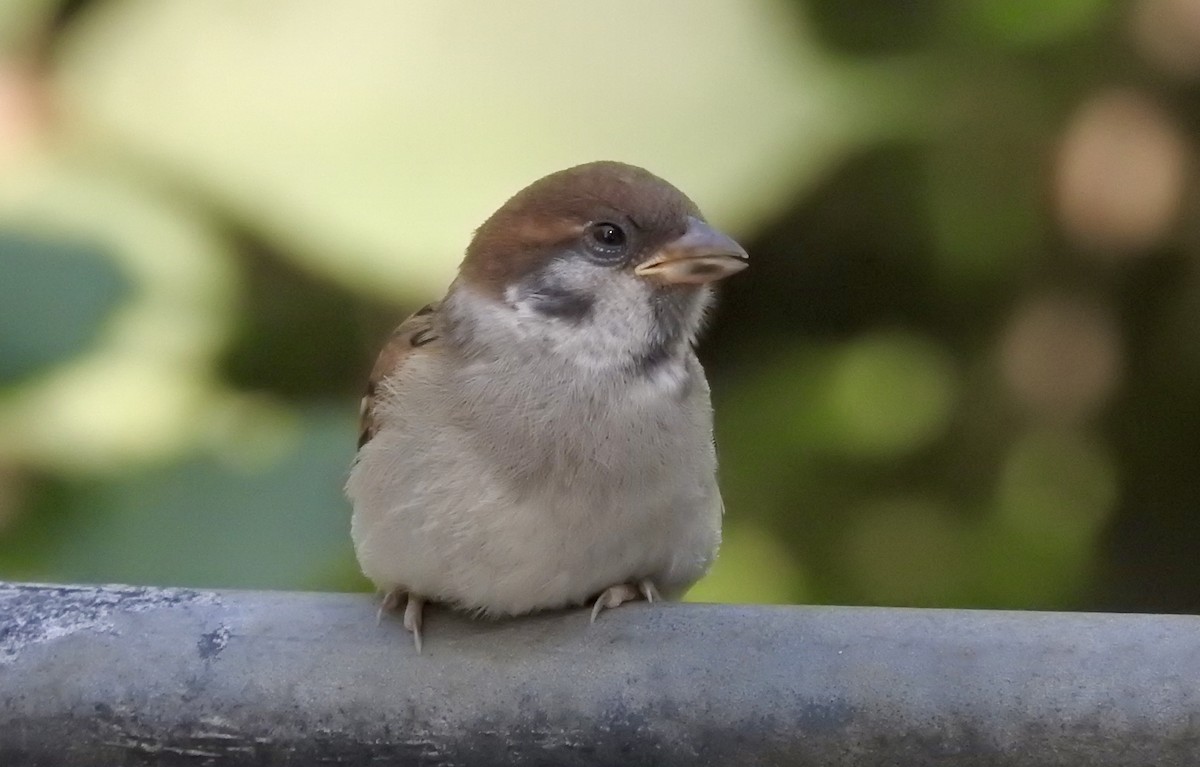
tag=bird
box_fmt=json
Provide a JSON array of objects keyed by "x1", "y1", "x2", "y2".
[{"x1": 346, "y1": 161, "x2": 748, "y2": 651}]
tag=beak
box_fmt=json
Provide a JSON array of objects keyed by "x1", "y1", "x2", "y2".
[{"x1": 634, "y1": 217, "x2": 749, "y2": 285}]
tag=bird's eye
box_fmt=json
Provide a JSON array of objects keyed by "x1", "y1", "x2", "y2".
[{"x1": 585, "y1": 221, "x2": 628, "y2": 260}]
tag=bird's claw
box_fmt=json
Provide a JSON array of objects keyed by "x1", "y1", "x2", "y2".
[
  {"x1": 590, "y1": 579, "x2": 660, "y2": 623},
  {"x1": 403, "y1": 594, "x2": 425, "y2": 653},
  {"x1": 379, "y1": 588, "x2": 426, "y2": 653}
]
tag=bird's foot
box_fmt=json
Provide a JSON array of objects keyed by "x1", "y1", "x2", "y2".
[
  {"x1": 590, "y1": 579, "x2": 660, "y2": 623},
  {"x1": 378, "y1": 587, "x2": 426, "y2": 653}
]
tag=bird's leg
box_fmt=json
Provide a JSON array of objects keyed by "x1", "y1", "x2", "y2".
[
  {"x1": 590, "y1": 579, "x2": 660, "y2": 622},
  {"x1": 377, "y1": 587, "x2": 426, "y2": 653}
]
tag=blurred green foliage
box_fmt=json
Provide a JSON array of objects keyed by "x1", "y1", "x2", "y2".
[
  {"x1": 2, "y1": 0, "x2": 1198, "y2": 614},
  {"x1": 0, "y1": 234, "x2": 128, "y2": 382}
]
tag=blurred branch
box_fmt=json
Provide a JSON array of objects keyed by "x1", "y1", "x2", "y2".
[{"x1": 2, "y1": 582, "x2": 1198, "y2": 766}]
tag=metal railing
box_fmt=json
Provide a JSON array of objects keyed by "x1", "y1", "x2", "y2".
[{"x1": 1, "y1": 581, "x2": 1198, "y2": 766}]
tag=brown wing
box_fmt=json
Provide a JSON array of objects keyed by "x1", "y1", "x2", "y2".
[{"x1": 356, "y1": 302, "x2": 441, "y2": 450}]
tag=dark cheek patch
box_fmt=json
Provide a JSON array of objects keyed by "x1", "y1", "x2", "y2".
[{"x1": 522, "y1": 277, "x2": 595, "y2": 323}]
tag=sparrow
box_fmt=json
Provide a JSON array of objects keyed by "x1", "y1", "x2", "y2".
[{"x1": 346, "y1": 161, "x2": 748, "y2": 651}]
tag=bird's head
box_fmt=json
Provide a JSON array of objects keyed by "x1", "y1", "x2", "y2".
[{"x1": 450, "y1": 161, "x2": 748, "y2": 375}]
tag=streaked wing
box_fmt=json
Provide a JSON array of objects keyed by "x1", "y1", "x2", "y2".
[{"x1": 356, "y1": 302, "x2": 440, "y2": 450}]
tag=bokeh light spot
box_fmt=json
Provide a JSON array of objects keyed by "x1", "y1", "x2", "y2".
[
  {"x1": 999, "y1": 295, "x2": 1121, "y2": 420},
  {"x1": 826, "y1": 333, "x2": 958, "y2": 457},
  {"x1": 1056, "y1": 89, "x2": 1187, "y2": 252},
  {"x1": 1132, "y1": 0, "x2": 1200, "y2": 77}
]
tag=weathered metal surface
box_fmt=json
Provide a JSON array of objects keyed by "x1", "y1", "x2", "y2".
[{"x1": 1, "y1": 581, "x2": 1198, "y2": 766}]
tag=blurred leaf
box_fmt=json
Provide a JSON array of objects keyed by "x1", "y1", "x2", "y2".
[
  {"x1": 0, "y1": 158, "x2": 236, "y2": 469},
  {"x1": 0, "y1": 405, "x2": 357, "y2": 589},
  {"x1": 0, "y1": 235, "x2": 129, "y2": 383},
  {"x1": 56, "y1": 0, "x2": 891, "y2": 299},
  {"x1": 956, "y1": 0, "x2": 1112, "y2": 47}
]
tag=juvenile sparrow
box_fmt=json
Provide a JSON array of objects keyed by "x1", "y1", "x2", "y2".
[{"x1": 346, "y1": 161, "x2": 748, "y2": 650}]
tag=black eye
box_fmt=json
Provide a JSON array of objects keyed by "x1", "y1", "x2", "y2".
[{"x1": 585, "y1": 221, "x2": 628, "y2": 258}]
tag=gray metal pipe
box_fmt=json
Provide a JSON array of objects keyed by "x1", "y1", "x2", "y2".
[{"x1": 1, "y1": 581, "x2": 1198, "y2": 766}]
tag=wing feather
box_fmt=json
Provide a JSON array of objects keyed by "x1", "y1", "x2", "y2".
[{"x1": 356, "y1": 302, "x2": 441, "y2": 450}]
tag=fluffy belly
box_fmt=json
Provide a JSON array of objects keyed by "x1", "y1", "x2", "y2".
[{"x1": 348, "y1": 454, "x2": 720, "y2": 616}]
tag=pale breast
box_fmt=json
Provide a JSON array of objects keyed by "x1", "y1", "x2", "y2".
[{"x1": 347, "y1": 348, "x2": 722, "y2": 615}]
